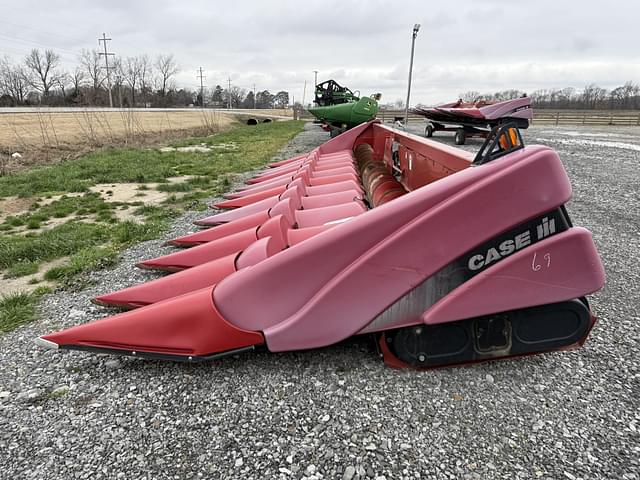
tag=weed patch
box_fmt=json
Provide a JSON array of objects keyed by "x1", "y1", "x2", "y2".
[
  {"x1": 0, "y1": 222, "x2": 111, "y2": 269},
  {"x1": 0, "y1": 288, "x2": 50, "y2": 333},
  {"x1": 44, "y1": 246, "x2": 119, "y2": 282},
  {"x1": 4, "y1": 261, "x2": 39, "y2": 278}
]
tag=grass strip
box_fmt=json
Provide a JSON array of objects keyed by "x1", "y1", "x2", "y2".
[
  {"x1": 0, "y1": 288, "x2": 50, "y2": 333},
  {"x1": 0, "y1": 121, "x2": 305, "y2": 198}
]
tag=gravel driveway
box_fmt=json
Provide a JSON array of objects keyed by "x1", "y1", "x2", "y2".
[{"x1": 1, "y1": 122, "x2": 638, "y2": 480}]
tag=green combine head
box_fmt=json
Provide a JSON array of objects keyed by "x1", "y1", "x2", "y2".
[{"x1": 308, "y1": 79, "x2": 380, "y2": 136}]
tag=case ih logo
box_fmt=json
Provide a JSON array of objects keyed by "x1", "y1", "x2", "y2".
[{"x1": 467, "y1": 216, "x2": 557, "y2": 271}]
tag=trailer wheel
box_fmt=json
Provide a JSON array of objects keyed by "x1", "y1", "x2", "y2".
[
  {"x1": 425, "y1": 124, "x2": 434, "y2": 138},
  {"x1": 454, "y1": 128, "x2": 466, "y2": 145}
]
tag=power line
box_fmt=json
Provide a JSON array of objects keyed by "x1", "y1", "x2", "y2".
[
  {"x1": 0, "y1": 46, "x2": 46, "y2": 57},
  {"x1": 0, "y1": 19, "x2": 91, "y2": 45},
  {"x1": 0, "y1": 36, "x2": 79, "y2": 62},
  {"x1": 0, "y1": 32, "x2": 80, "y2": 55},
  {"x1": 0, "y1": 19, "x2": 141, "y2": 59},
  {"x1": 98, "y1": 33, "x2": 115, "y2": 108},
  {"x1": 227, "y1": 76, "x2": 232, "y2": 109}
]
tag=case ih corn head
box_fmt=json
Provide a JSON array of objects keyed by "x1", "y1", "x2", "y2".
[
  {"x1": 308, "y1": 79, "x2": 381, "y2": 137},
  {"x1": 413, "y1": 96, "x2": 533, "y2": 145},
  {"x1": 37, "y1": 121, "x2": 605, "y2": 369}
]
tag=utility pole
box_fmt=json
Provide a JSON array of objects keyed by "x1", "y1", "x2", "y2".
[
  {"x1": 302, "y1": 80, "x2": 307, "y2": 107},
  {"x1": 404, "y1": 24, "x2": 420, "y2": 127},
  {"x1": 197, "y1": 67, "x2": 206, "y2": 107},
  {"x1": 227, "y1": 77, "x2": 232, "y2": 109},
  {"x1": 253, "y1": 83, "x2": 256, "y2": 109},
  {"x1": 98, "y1": 33, "x2": 115, "y2": 108}
]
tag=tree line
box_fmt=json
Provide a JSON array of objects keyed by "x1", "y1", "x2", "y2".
[
  {"x1": 204, "y1": 85, "x2": 289, "y2": 109},
  {"x1": 0, "y1": 48, "x2": 290, "y2": 109},
  {"x1": 459, "y1": 82, "x2": 640, "y2": 110}
]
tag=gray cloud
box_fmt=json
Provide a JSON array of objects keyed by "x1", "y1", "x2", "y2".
[{"x1": 0, "y1": 0, "x2": 638, "y2": 104}]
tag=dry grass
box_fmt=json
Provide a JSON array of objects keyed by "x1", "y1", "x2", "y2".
[
  {"x1": 0, "y1": 110, "x2": 235, "y2": 147},
  {"x1": 0, "y1": 110, "x2": 237, "y2": 172}
]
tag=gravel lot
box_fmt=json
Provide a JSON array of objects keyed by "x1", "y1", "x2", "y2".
[{"x1": 1, "y1": 122, "x2": 638, "y2": 479}]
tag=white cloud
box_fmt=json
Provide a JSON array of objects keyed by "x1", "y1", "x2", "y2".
[{"x1": 0, "y1": 0, "x2": 637, "y2": 104}]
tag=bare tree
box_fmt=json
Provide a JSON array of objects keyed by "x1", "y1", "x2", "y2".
[
  {"x1": 226, "y1": 86, "x2": 247, "y2": 108},
  {"x1": 557, "y1": 87, "x2": 575, "y2": 108},
  {"x1": 581, "y1": 84, "x2": 601, "y2": 109},
  {"x1": 123, "y1": 56, "x2": 142, "y2": 106},
  {"x1": 0, "y1": 56, "x2": 30, "y2": 104},
  {"x1": 79, "y1": 49, "x2": 104, "y2": 104},
  {"x1": 111, "y1": 57, "x2": 125, "y2": 107},
  {"x1": 619, "y1": 81, "x2": 638, "y2": 109},
  {"x1": 630, "y1": 83, "x2": 640, "y2": 109},
  {"x1": 139, "y1": 54, "x2": 153, "y2": 107},
  {"x1": 155, "y1": 54, "x2": 179, "y2": 98},
  {"x1": 55, "y1": 71, "x2": 71, "y2": 100},
  {"x1": 460, "y1": 91, "x2": 481, "y2": 102},
  {"x1": 459, "y1": 89, "x2": 525, "y2": 103},
  {"x1": 532, "y1": 82, "x2": 640, "y2": 110},
  {"x1": 0, "y1": 56, "x2": 7, "y2": 98},
  {"x1": 24, "y1": 49, "x2": 62, "y2": 101},
  {"x1": 71, "y1": 67, "x2": 85, "y2": 96}
]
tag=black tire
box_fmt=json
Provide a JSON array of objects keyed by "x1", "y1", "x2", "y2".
[
  {"x1": 330, "y1": 128, "x2": 341, "y2": 138},
  {"x1": 425, "y1": 124, "x2": 434, "y2": 137},
  {"x1": 454, "y1": 128, "x2": 466, "y2": 145}
]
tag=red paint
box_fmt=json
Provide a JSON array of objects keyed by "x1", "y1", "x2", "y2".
[
  {"x1": 137, "y1": 227, "x2": 258, "y2": 271},
  {"x1": 44, "y1": 287, "x2": 264, "y2": 357}
]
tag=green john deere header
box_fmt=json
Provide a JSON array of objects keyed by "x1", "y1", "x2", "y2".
[{"x1": 307, "y1": 79, "x2": 381, "y2": 136}]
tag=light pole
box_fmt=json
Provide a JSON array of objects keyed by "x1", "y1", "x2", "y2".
[
  {"x1": 313, "y1": 71, "x2": 318, "y2": 106},
  {"x1": 404, "y1": 23, "x2": 420, "y2": 128}
]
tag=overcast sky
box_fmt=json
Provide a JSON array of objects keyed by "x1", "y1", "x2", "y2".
[{"x1": 1, "y1": 0, "x2": 638, "y2": 105}]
